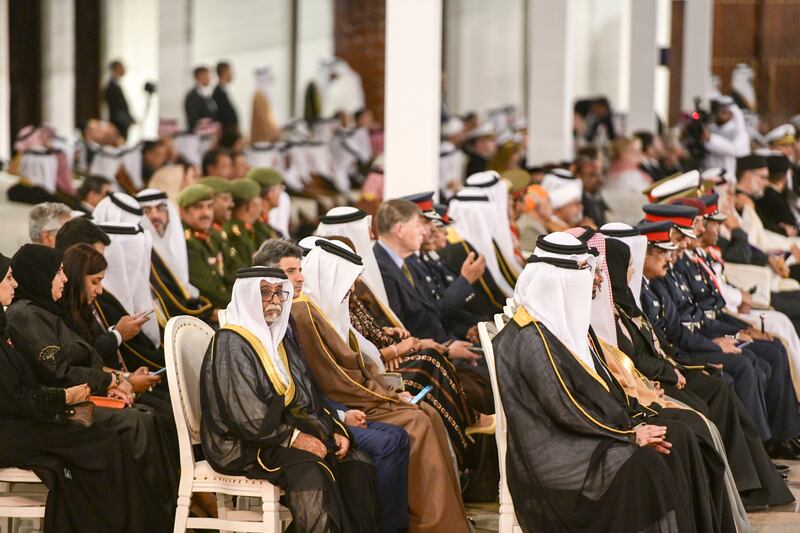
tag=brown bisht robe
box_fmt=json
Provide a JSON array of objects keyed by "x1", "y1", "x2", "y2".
[{"x1": 290, "y1": 295, "x2": 470, "y2": 533}]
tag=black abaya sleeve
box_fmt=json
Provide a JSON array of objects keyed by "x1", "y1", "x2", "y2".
[
  {"x1": 0, "y1": 346, "x2": 67, "y2": 422},
  {"x1": 6, "y1": 301, "x2": 112, "y2": 393}
]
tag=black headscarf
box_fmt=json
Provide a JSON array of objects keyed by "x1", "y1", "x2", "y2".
[
  {"x1": 605, "y1": 238, "x2": 641, "y2": 318},
  {"x1": 11, "y1": 244, "x2": 64, "y2": 316},
  {"x1": 0, "y1": 253, "x2": 10, "y2": 336}
]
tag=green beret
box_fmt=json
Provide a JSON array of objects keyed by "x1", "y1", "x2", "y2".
[
  {"x1": 246, "y1": 167, "x2": 283, "y2": 188},
  {"x1": 229, "y1": 178, "x2": 261, "y2": 202},
  {"x1": 197, "y1": 176, "x2": 233, "y2": 193},
  {"x1": 176, "y1": 184, "x2": 214, "y2": 207}
]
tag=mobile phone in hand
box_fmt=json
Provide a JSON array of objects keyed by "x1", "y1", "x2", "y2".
[{"x1": 410, "y1": 385, "x2": 433, "y2": 405}]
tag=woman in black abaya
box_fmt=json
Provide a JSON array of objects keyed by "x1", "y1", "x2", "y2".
[
  {"x1": 0, "y1": 252, "x2": 169, "y2": 532},
  {"x1": 5, "y1": 244, "x2": 178, "y2": 521}
]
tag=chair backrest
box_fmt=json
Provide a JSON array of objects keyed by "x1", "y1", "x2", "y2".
[
  {"x1": 479, "y1": 319, "x2": 516, "y2": 511},
  {"x1": 494, "y1": 312, "x2": 509, "y2": 330},
  {"x1": 164, "y1": 316, "x2": 215, "y2": 472}
]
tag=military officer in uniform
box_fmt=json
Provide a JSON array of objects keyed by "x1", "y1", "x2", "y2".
[
  {"x1": 403, "y1": 193, "x2": 485, "y2": 340},
  {"x1": 223, "y1": 178, "x2": 261, "y2": 278},
  {"x1": 197, "y1": 176, "x2": 237, "y2": 287},
  {"x1": 246, "y1": 167, "x2": 284, "y2": 243},
  {"x1": 179, "y1": 183, "x2": 231, "y2": 311}
]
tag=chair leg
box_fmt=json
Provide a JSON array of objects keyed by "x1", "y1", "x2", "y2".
[
  {"x1": 173, "y1": 494, "x2": 191, "y2": 533},
  {"x1": 217, "y1": 493, "x2": 232, "y2": 533},
  {"x1": 261, "y1": 493, "x2": 281, "y2": 533}
]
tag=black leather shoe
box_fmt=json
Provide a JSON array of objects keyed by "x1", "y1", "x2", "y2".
[
  {"x1": 767, "y1": 441, "x2": 800, "y2": 460},
  {"x1": 774, "y1": 463, "x2": 791, "y2": 472},
  {"x1": 744, "y1": 503, "x2": 769, "y2": 513}
]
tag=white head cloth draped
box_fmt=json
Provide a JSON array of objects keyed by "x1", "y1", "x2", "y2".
[
  {"x1": 136, "y1": 188, "x2": 199, "y2": 298},
  {"x1": 541, "y1": 168, "x2": 582, "y2": 194},
  {"x1": 92, "y1": 192, "x2": 143, "y2": 225},
  {"x1": 448, "y1": 190, "x2": 516, "y2": 297},
  {"x1": 566, "y1": 227, "x2": 616, "y2": 345},
  {"x1": 95, "y1": 223, "x2": 161, "y2": 347},
  {"x1": 301, "y1": 239, "x2": 385, "y2": 372},
  {"x1": 465, "y1": 170, "x2": 522, "y2": 273},
  {"x1": 224, "y1": 267, "x2": 294, "y2": 385},
  {"x1": 92, "y1": 193, "x2": 160, "y2": 347},
  {"x1": 600, "y1": 222, "x2": 648, "y2": 306},
  {"x1": 301, "y1": 239, "x2": 364, "y2": 341},
  {"x1": 315, "y1": 207, "x2": 395, "y2": 315},
  {"x1": 514, "y1": 232, "x2": 598, "y2": 371}
]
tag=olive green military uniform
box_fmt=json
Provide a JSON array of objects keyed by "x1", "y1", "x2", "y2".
[
  {"x1": 246, "y1": 166, "x2": 286, "y2": 245},
  {"x1": 223, "y1": 217, "x2": 256, "y2": 278},
  {"x1": 178, "y1": 183, "x2": 232, "y2": 309},
  {"x1": 184, "y1": 223, "x2": 230, "y2": 309},
  {"x1": 254, "y1": 219, "x2": 280, "y2": 246}
]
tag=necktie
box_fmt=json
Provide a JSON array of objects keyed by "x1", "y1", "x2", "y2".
[{"x1": 401, "y1": 264, "x2": 415, "y2": 287}]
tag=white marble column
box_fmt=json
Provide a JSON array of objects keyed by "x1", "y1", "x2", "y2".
[
  {"x1": 0, "y1": 0, "x2": 10, "y2": 160},
  {"x1": 681, "y1": 0, "x2": 714, "y2": 110},
  {"x1": 42, "y1": 0, "x2": 76, "y2": 136},
  {"x1": 383, "y1": 0, "x2": 442, "y2": 199},
  {"x1": 527, "y1": 0, "x2": 574, "y2": 165},
  {"x1": 628, "y1": 0, "x2": 659, "y2": 132},
  {"x1": 158, "y1": 0, "x2": 193, "y2": 130}
]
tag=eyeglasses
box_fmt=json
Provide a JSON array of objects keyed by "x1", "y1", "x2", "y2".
[{"x1": 261, "y1": 289, "x2": 290, "y2": 303}]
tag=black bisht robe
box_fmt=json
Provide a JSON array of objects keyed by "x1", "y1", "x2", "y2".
[
  {"x1": 150, "y1": 251, "x2": 213, "y2": 326},
  {"x1": 438, "y1": 238, "x2": 507, "y2": 318},
  {"x1": 0, "y1": 326, "x2": 169, "y2": 532},
  {"x1": 5, "y1": 299, "x2": 179, "y2": 518},
  {"x1": 200, "y1": 327, "x2": 381, "y2": 533},
  {"x1": 494, "y1": 309, "x2": 688, "y2": 533},
  {"x1": 94, "y1": 290, "x2": 165, "y2": 371}
]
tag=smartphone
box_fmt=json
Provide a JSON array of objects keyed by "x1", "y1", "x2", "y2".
[
  {"x1": 736, "y1": 340, "x2": 752, "y2": 349},
  {"x1": 136, "y1": 309, "x2": 155, "y2": 319},
  {"x1": 410, "y1": 385, "x2": 433, "y2": 405},
  {"x1": 468, "y1": 346, "x2": 484, "y2": 354},
  {"x1": 150, "y1": 367, "x2": 167, "y2": 376}
]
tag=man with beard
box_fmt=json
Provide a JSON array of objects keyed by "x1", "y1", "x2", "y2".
[
  {"x1": 652, "y1": 202, "x2": 800, "y2": 459},
  {"x1": 136, "y1": 188, "x2": 214, "y2": 324},
  {"x1": 290, "y1": 238, "x2": 472, "y2": 533},
  {"x1": 603, "y1": 222, "x2": 794, "y2": 511},
  {"x1": 179, "y1": 184, "x2": 231, "y2": 309},
  {"x1": 200, "y1": 266, "x2": 381, "y2": 532},
  {"x1": 495, "y1": 232, "x2": 722, "y2": 532}
]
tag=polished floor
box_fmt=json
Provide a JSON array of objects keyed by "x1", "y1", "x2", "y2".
[{"x1": 466, "y1": 460, "x2": 800, "y2": 532}]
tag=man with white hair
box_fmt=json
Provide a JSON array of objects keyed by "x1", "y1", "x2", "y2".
[
  {"x1": 136, "y1": 188, "x2": 213, "y2": 324},
  {"x1": 494, "y1": 232, "x2": 711, "y2": 532},
  {"x1": 28, "y1": 202, "x2": 72, "y2": 247},
  {"x1": 200, "y1": 267, "x2": 381, "y2": 532}
]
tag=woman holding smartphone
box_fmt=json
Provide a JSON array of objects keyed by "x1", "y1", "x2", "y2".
[{"x1": 5, "y1": 243, "x2": 179, "y2": 523}]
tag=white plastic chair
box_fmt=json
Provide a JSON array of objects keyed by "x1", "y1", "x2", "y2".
[
  {"x1": 0, "y1": 468, "x2": 46, "y2": 533},
  {"x1": 164, "y1": 315, "x2": 289, "y2": 533},
  {"x1": 478, "y1": 320, "x2": 522, "y2": 533}
]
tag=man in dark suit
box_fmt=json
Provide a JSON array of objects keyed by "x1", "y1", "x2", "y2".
[
  {"x1": 212, "y1": 61, "x2": 239, "y2": 145},
  {"x1": 373, "y1": 199, "x2": 478, "y2": 365},
  {"x1": 184, "y1": 66, "x2": 218, "y2": 131},
  {"x1": 104, "y1": 60, "x2": 135, "y2": 139}
]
